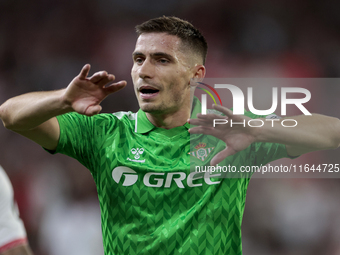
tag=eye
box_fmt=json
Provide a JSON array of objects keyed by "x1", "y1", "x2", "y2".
[
  {"x1": 159, "y1": 58, "x2": 170, "y2": 64},
  {"x1": 134, "y1": 57, "x2": 144, "y2": 64}
]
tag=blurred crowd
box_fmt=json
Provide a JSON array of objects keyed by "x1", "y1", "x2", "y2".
[{"x1": 1, "y1": 0, "x2": 340, "y2": 254}]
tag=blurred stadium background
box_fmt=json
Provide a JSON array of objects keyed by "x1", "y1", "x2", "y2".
[{"x1": 1, "y1": 0, "x2": 340, "y2": 254}]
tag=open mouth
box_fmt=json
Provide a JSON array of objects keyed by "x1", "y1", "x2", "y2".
[
  {"x1": 140, "y1": 88, "x2": 160, "y2": 94},
  {"x1": 139, "y1": 86, "x2": 160, "y2": 99}
]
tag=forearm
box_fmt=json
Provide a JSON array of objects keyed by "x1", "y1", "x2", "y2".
[
  {"x1": 0, "y1": 89, "x2": 72, "y2": 131},
  {"x1": 1, "y1": 243, "x2": 33, "y2": 255},
  {"x1": 255, "y1": 114, "x2": 340, "y2": 153}
]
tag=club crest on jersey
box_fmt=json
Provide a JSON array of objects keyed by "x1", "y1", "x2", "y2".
[
  {"x1": 127, "y1": 148, "x2": 146, "y2": 163},
  {"x1": 188, "y1": 143, "x2": 214, "y2": 161}
]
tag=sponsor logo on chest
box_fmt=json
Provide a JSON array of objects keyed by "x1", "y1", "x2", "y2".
[
  {"x1": 127, "y1": 147, "x2": 145, "y2": 163},
  {"x1": 112, "y1": 166, "x2": 221, "y2": 188}
]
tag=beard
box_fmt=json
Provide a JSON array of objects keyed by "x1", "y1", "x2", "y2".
[
  {"x1": 139, "y1": 101, "x2": 176, "y2": 115},
  {"x1": 137, "y1": 85, "x2": 191, "y2": 115}
]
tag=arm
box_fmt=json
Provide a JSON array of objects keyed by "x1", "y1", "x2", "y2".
[
  {"x1": 1, "y1": 244, "x2": 33, "y2": 255},
  {"x1": 0, "y1": 64, "x2": 126, "y2": 150},
  {"x1": 256, "y1": 114, "x2": 340, "y2": 157},
  {"x1": 188, "y1": 105, "x2": 340, "y2": 165}
]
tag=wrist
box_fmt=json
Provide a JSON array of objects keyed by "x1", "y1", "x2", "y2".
[
  {"x1": 251, "y1": 118, "x2": 268, "y2": 143},
  {"x1": 59, "y1": 89, "x2": 74, "y2": 113}
]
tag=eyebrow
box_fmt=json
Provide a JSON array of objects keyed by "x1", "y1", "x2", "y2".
[{"x1": 132, "y1": 51, "x2": 175, "y2": 61}]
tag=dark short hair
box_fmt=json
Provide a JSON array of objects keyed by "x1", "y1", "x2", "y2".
[{"x1": 135, "y1": 16, "x2": 208, "y2": 65}]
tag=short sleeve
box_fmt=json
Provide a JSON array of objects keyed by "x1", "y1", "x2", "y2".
[
  {"x1": 244, "y1": 111, "x2": 297, "y2": 163},
  {"x1": 239, "y1": 111, "x2": 295, "y2": 178},
  {"x1": 251, "y1": 142, "x2": 289, "y2": 167},
  {"x1": 55, "y1": 113, "x2": 96, "y2": 170}
]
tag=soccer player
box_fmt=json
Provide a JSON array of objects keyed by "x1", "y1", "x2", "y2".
[
  {"x1": 0, "y1": 16, "x2": 339, "y2": 254},
  {"x1": 0, "y1": 166, "x2": 33, "y2": 255}
]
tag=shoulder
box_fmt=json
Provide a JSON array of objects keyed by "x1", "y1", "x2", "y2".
[
  {"x1": 57, "y1": 111, "x2": 137, "y2": 126},
  {"x1": 58, "y1": 111, "x2": 137, "y2": 121},
  {"x1": 56, "y1": 111, "x2": 138, "y2": 138},
  {"x1": 112, "y1": 111, "x2": 137, "y2": 121}
]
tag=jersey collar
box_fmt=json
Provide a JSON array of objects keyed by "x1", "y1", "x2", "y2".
[
  {"x1": 135, "y1": 110, "x2": 156, "y2": 134},
  {"x1": 135, "y1": 97, "x2": 201, "y2": 134}
]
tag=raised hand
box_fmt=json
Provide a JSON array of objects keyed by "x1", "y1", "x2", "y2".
[
  {"x1": 189, "y1": 105, "x2": 260, "y2": 166},
  {"x1": 63, "y1": 64, "x2": 127, "y2": 116}
]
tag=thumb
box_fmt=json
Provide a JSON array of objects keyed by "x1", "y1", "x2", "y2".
[
  {"x1": 79, "y1": 64, "x2": 91, "y2": 80},
  {"x1": 85, "y1": 105, "x2": 102, "y2": 116},
  {"x1": 210, "y1": 146, "x2": 236, "y2": 166}
]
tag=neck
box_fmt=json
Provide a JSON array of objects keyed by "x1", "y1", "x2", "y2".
[{"x1": 145, "y1": 107, "x2": 190, "y2": 129}]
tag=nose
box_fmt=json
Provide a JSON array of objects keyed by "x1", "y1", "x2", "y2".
[{"x1": 138, "y1": 58, "x2": 154, "y2": 80}]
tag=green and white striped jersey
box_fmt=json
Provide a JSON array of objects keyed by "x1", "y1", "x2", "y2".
[{"x1": 54, "y1": 97, "x2": 289, "y2": 255}]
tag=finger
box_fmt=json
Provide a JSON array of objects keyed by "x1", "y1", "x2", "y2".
[
  {"x1": 189, "y1": 113, "x2": 229, "y2": 127},
  {"x1": 210, "y1": 146, "x2": 237, "y2": 166},
  {"x1": 188, "y1": 118, "x2": 216, "y2": 127},
  {"x1": 104, "y1": 81, "x2": 127, "y2": 95},
  {"x1": 213, "y1": 105, "x2": 234, "y2": 118},
  {"x1": 97, "y1": 74, "x2": 116, "y2": 87},
  {"x1": 79, "y1": 64, "x2": 91, "y2": 79},
  {"x1": 197, "y1": 113, "x2": 226, "y2": 119},
  {"x1": 89, "y1": 71, "x2": 110, "y2": 84},
  {"x1": 188, "y1": 126, "x2": 217, "y2": 136},
  {"x1": 197, "y1": 113, "x2": 228, "y2": 121},
  {"x1": 189, "y1": 112, "x2": 227, "y2": 123}
]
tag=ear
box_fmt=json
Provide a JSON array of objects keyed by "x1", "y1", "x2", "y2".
[{"x1": 192, "y1": 65, "x2": 206, "y2": 81}]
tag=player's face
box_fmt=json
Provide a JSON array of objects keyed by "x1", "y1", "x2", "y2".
[{"x1": 131, "y1": 33, "x2": 196, "y2": 115}]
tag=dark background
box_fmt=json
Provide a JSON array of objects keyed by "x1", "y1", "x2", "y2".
[{"x1": 1, "y1": 0, "x2": 340, "y2": 254}]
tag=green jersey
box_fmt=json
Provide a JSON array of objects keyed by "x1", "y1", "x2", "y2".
[{"x1": 53, "y1": 97, "x2": 289, "y2": 255}]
